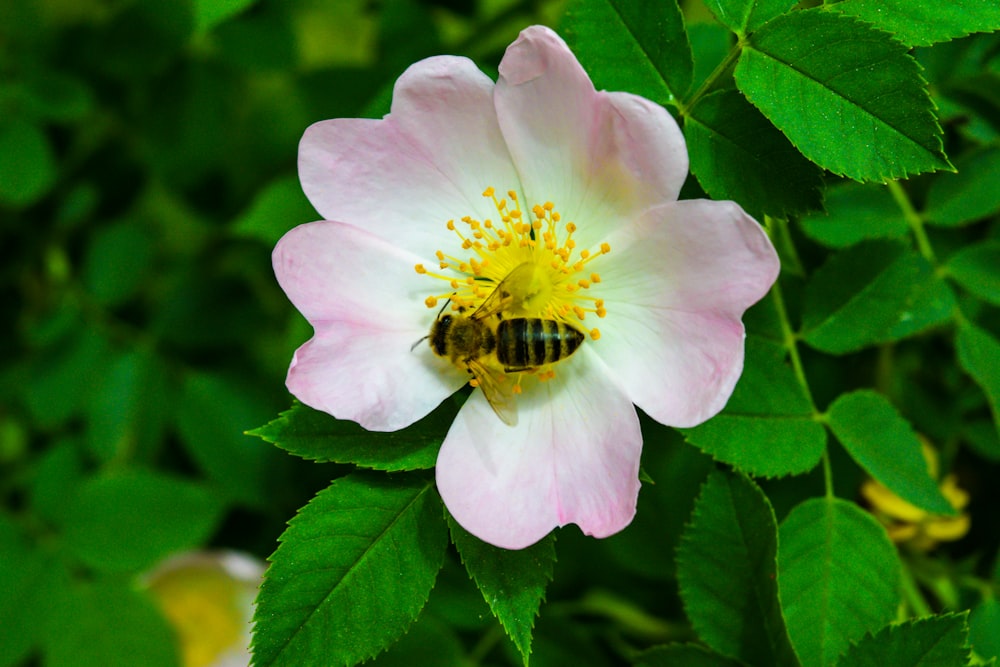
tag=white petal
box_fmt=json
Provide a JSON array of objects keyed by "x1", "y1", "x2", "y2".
[{"x1": 436, "y1": 354, "x2": 642, "y2": 549}]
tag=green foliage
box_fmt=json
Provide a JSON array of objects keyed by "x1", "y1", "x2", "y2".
[
  {"x1": 798, "y1": 182, "x2": 909, "y2": 249},
  {"x1": 833, "y1": 0, "x2": 1000, "y2": 47},
  {"x1": 827, "y1": 390, "x2": 955, "y2": 515},
  {"x1": 563, "y1": 0, "x2": 692, "y2": 103},
  {"x1": 3, "y1": 0, "x2": 1000, "y2": 665},
  {"x1": 249, "y1": 401, "x2": 449, "y2": 470},
  {"x1": 682, "y1": 337, "x2": 827, "y2": 477},
  {"x1": 801, "y1": 241, "x2": 955, "y2": 355},
  {"x1": 448, "y1": 517, "x2": 556, "y2": 664},
  {"x1": 735, "y1": 10, "x2": 950, "y2": 181},
  {"x1": 779, "y1": 498, "x2": 901, "y2": 667},
  {"x1": 676, "y1": 470, "x2": 799, "y2": 666},
  {"x1": 685, "y1": 89, "x2": 824, "y2": 219},
  {"x1": 252, "y1": 472, "x2": 447, "y2": 666},
  {"x1": 62, "y1": 469, "x2": 226, "y2": 573},
  {"x1": 837, "y1": 614, "x2": 970, "y2": 666}
]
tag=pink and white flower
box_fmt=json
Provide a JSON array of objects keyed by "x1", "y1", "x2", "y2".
[{"x1": 273, "y1": 26, "x2": 780, "y2": 549}]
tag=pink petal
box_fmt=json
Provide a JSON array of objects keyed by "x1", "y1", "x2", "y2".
[
  {"x1": 436, "y1": 355, "x2": 642, "y2": 549},
  {"x1": 298, "y1": 56, "x2": 520, "y2": 260},
  {"x1": 273, "y1": 221, "x2": 464, "y2": 431},
  {"x1": 592, "y1": 200, "x2": 779, "y2": 427},
  {"x1": 494, "y1": 26, "x2": 688, "y2": 248}
]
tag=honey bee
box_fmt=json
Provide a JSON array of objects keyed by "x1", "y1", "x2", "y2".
[{"x1": 426, "y1": 262, "x2": 585, "y2": 426}]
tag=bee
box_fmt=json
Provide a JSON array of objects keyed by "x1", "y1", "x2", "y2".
[{"x1": 426, "y1": 262, "x2": 585, "y2": 426}]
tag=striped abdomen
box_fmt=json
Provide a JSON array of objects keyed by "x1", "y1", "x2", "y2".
[{"x1": 495, "y1": 318, "x2": 584, "y2": 370}]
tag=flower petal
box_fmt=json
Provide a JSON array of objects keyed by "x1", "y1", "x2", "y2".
[
  {"x1": 273, "y1": 221, "x2": 463, "y2": 431},
  {"x1": 495, "y1": 26, "x2": 688, "y2": 248},
  {"x1": 298, "y1": 55, "x2": 520, "y2": 259},
  {"x1": 436, "y1": 354, "x2": 641, "y2": 549},
  {"x1": 592, "y1": 199, "x2": 779, "y2": 427}
]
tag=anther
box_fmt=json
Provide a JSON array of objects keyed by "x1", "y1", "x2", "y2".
[
  {"x1": 590, "y1": 328, "x2": 601, "y2": 340},
  {"x1": 482, "y1": 187, "x2": 495, "y2": 197},
  {"x1": 591, "y1": 273, "x2": 601, "y2": 283},
  {"x1": 600, "y1": 242, "x2": 611, "y2": 254},
  {"x1": 415, "y1": 264, "x2": 427, "y2": 274},
  {"x1": 425, "y1": 296, "x2": 438, "y2": 308}
]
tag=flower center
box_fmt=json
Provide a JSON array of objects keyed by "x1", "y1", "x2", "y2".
[{"x1": 415, "y1": 187, "x2": 610, "y2": 382}]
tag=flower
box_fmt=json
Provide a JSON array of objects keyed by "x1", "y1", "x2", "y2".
[
  {"x1": 141, "y1": 551, "x2": 265, "y2": 667},
  {"x1": 862, "y1": 440, "x2": 970, "y2": 551},
  {"x1": 273, "y1": 26, "x2": 779, "y2": 549}
]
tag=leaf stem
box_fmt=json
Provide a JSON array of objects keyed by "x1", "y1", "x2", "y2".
[
  {"x1": 677, "y1": 38, "x2": 745, "y2": 117},
  {"x1": 887, "y1": 180, "x2": 938, "y2": 265}
]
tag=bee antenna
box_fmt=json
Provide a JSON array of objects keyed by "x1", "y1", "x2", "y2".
[{"x1": 410, "y1": 335, "x2": 430, "y2": 352}]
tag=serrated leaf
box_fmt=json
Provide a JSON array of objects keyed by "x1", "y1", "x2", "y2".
[
  {"x1": 252, "y1": 472, "x2": 447, "y2": 667},
  {"x1": 685, "y1": 89, "x2": 823, "y2": 219},
  {"x1": 947, "y1": 241, "x2": 1000, "y2": 306},
  {"x1": 924, "y1": 146, "x2": 1000, "y2": 226},
  {"x1": 957, "y1": 322, "x2": 1000, "y2": 437},
  {"x1": 735, "y1": 9, "x2": 951, "y2": 181},
  {"x1": 798, "y1": 182, "x2": 908, "y2": 249},
  {"x1": 683, "y1": 337, "x2": 826, "y2": 477},
  {"x1": 676, "y1": 470, "x2": 800, "y2": 666},
  {"x1": 801, "y1": 241, "x2": 956, "y2": 355},
  {"x1": 834, "y1": 0, "x2": 1000, "y2": 47},
  {"x1": 779, "y1": 498, "x2": 901, "y2": 667},
  {"x1": 838, "y1": 613, "x2": 970, "y2": 666},
  {"x1": 635, "y1": 643, "x2": 747, "y2": 666},
  {"x1": 562, "y1": 0, "x2": 692, "y2": 103},
  {"x1": 249, "y1": 402, "x2": 449, "y2": 470},
  {"x1": 447, "y1": 516, "x2": 555, "y2": 665},
  {"x1": 701, "y1": 0, "x2": 797, "y2": 35},
  {"x1": 63, "y1": 469, "x2": 226, "y2": 573},
  {"x1": 827, "y1": 390, "x2": 955, "y2": 515}
]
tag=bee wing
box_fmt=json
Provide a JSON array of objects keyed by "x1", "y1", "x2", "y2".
[
  {"x1": 470, "y1": 261, "x2": 537, "y2": 321},
  {"x1": 468, "y1": 359, "x2": 518, "y2": 427}
]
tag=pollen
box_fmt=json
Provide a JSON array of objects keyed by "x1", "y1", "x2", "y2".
[{"x1": 416, "y1": 185, "x2": 613, "y2": 381}]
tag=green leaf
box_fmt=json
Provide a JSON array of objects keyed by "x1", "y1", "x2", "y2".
[
  {"x1": 635, "y1": 643, "x2": 747, "y2": 666},
  {"x1": 947, "y1": 240, "x2": 1000, "y2": 306},
  {"x1": 833, "y1": 0, "x2": 1000, "y2": 47},
  {"x1": 924, "y1": 146, "x2": 1000, "y2": 226},
  {"x1": 231, "y1": 174, "x2": 318, "y2": 246},
  {"x1": 249, "y1": 402, "x2": 449, "y2": 471},
  {"x1": 838, "y1": 613, "x2": 970, "y2": 666},
  {"x1": 970, "y1": 599, "x2": 1000, "y2": 662},
  {"x1": 0, "y1": 118, "x2": 57, "y2": 208},
  {"x1": 562, "y1": 0, "x2": 692, "y2": 103},
  {"x1": 252, "y1": 472, "x2": 447, "y2": 667},
  {"x1": 368, "y1": 615, "x2": 465, "y2": 667},
  {"x1": 676, "y1": 470, "x2": 800, "y2": 666},
  {"x1": 44, "y1": 578, "x2": 178, "y2": 667},
  {"x1": 85, "y1": 350, "x2": 170, "y2": 464},
  {"x1": 0, "y1": 517, "x2": 53, "y2": 667},
  {"x1": 81, "y1": 221, "x2": 156, "y2": 306},
  {"x1": 701, "y1": 0, "x2": 797, "y2": 35},
  {"x1": 683, "y1": 337, "x2": 827, "y2": 477},
  {"x1": 447, "y1": 516, "x2": 555, "y2": 665},
  {"x1": 956, "y1": 322, "x2": 1000, "y2": 436},
  {"x1": 779, "y1": 498, "x2": 901, "y2": 667},
  {"x1": 63, "y1": 469, "x2": 226, "y2": 573},
  {"x1": 735, "y1": 9, "x2": 951, "y2": 181},
  {"x1": 177, "y1": 372, "x2": 286, "y2": 508},
  {"x1": 801, "y1": 241, "x2": 956, "y2": 355},
  {"x1": 685, "y1": 89, "x2": 823, "y2": 219},
  {"x1": 193, "y1": 0, "x2": 257, "y2": 33},
  {"x1": 798, "y1": 182, "x2": 908, "y2": 249},
  {"x1": 826, "y1": 390, "x2": 955, "y2": 515}
]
